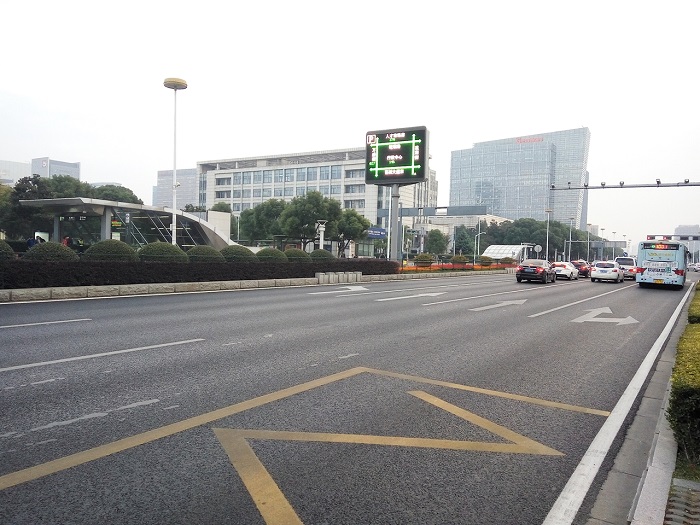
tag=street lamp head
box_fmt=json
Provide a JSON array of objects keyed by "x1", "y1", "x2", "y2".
[
  {"x1": 600, "y1": 181, "x2": 606, "y2": 187},
  {"x1": 164, "y1": 78, "x2": 188, "y2": 90}
]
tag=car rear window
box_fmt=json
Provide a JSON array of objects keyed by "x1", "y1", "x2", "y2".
[
  {"x1": 596, "y1": 262, "x2": 615, "y2": 268},
  {"x1": 616, "y1": 258, "x2": 635, "y2": 265}
]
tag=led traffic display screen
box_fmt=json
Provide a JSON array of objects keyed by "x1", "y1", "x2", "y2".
[
  {"x1": 365, "y1": 126, "x2": 428, "y2": 185},
  {"x1": 641, "y1": 243, "x2": 679, "y2": 250}
]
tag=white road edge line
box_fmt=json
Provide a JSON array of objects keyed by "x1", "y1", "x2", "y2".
[
  {"x1": 0, "y1": 339, "x2": 205, "y2": 373},
  {"x1": 542, "y1": 282, "x2": 695, "y2": 525}
]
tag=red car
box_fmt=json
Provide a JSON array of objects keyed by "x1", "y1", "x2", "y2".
[{"x1": 571, "y1": 260, "x2": 590, "y2": 277}]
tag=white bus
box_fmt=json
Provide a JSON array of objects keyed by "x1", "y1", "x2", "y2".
[{"x1": 636, "y1": 240, "x2": 690, "y2": 289}]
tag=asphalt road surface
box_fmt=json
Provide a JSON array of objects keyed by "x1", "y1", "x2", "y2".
[{"x1": 1, "y1": 273, "x2": 696, "y2": 524}]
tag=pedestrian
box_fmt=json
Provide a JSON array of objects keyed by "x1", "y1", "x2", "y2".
[
  {"x1": 27, "y1": 237, "x2": 37, "y2": 249},
  {"x1": 61, "y1": 236, "x2": 71, "y2": 247}
]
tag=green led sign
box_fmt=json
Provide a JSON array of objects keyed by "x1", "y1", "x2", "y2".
[{"x1": 365, "y1": 126, "x2": 428, "y2": 185}]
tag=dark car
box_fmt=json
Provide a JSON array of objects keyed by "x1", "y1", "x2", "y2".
[
  {"x1": 571, "y1": 260, "x2": 590, "y2": 277},
  {"x1": 516, "y1": 259, "x2": 556, "y2": 283}
]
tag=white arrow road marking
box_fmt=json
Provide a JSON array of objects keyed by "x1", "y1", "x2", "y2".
[
  {"x1": 469, "y1": 300, "x2": 527, "y2": 312},
  {"x1": 376, "y1": 292, "x2": 446, "y2": 302},
  {"x1": 308, "y1": 285, "x2": 368, "y2": 294},
  {"x1": 571, "y1": 307, "x2": 638, "y2": 325}
]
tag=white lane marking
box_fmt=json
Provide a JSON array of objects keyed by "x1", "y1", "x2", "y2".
[
  {"x1": 571, "y1": 307, "x2": 638, "y2": 325},
  {"x1": 542, "y1": 282, "x2": 695, "y2": 524},
  {"x1": 422, "y1": 286, "x2": 553, "y2": 306},
  {"x1": 0, "y1": 318, "x2": 91, "y2": 329},
  {"x1": 338, "y1": 353, "x2": 360, "y2": 359},
  {"x1": 308, "y1": 286, "x2": 369, "y2": 294},
  {"x1": 469, "y1": 299, "x2": 527, "y2": 311},
  {"x1": 377, "y1": 292, "x2": 446, "y2": 302},
  {"x1": 0, "y1": 339, "x2": 205, "y2": 373},
  {"x1": 29, "y1": 378, "x2": 65, "y2": 386},
  {"x1": 30, "y1": 412, "x2": 108, "y2": 431},
  {"x1": 528, "y1": 284, "x2": 634, "y2": 318},
  {"x1": 335, "y1": 279, "x2": 508, "y2": 297}
]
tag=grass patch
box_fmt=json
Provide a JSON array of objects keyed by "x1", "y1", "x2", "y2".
[{"x1": 674, "y1": 454, "x2": 700, "y2": 483}]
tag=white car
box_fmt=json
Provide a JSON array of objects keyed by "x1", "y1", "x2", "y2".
[
  {"x1": 590, "y1": 261, "x2": 624, "y2": 283},
  {"x1": 552, "y1": 261, "x2": 579, "y2": 280}
]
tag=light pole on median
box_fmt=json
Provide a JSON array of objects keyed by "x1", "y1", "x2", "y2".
[
  {"x1": 568, "y1": 217, "x2": 575, "y2": 261},
  {"x1": 587, "y1": 223, "x2": 592, "y2": 262},
  {"x1": 474, "y1": 231, "x2": 485, "y2": 266},
  {"x1": 164, "y1": 77, "x2": 188, "y2": 245},
  {"x1": 545, "y1": 209, "x2": 552, "y2": 261},
  {"x1": 612, "y1": 231, "x2": 617, "y2": 259}
]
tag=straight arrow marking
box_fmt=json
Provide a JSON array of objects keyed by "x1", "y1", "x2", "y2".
[
  {"x1": 376, "y1": 292, "x2": 446, "y2": 302},
  {"x1": 469, "y1": 300, "x2": 527, "y2": 312}
]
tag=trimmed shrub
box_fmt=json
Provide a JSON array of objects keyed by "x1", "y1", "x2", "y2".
[
  {"x1": 667, "y1": 323, "x2": 700, "y2": 463},
  {"x1": 138, "y1": 242, "x2": 188, "y2": 263},
  {"x1": 255, "y1": 247, "x2": 288, "y2": 262},
  {"x1": 81, "y1": 239, "x2": 139, "y2": 262},
  {"x1": 450, "y1": 254, "x2": 468, "y2": 264},
  {"x1": 413, "y1": 253, "x2": 435, "y2": 262},
  {"x1": 187, "y1": 245, "x2": 225, "y2": 263},
  {"x1": 689, "y1": 292, "x2": 700, "y2": 324},
  {"x1": 478, "y1": 255, "x2": 493, "y2": 267},
  {"x1": 0, "y1": 240, "x2": 15, "y2": 260},
  {"x1": 284, "y1": 247, "x2": 311, "y2": 263},
  {"x1": 22, "y1": 242, "x2": 79, "y2": 262},
  {"x1": 220, "y1": 244, "x2": 257, "y2": 262},
  {"x1": 309, "y1": 249, "x2": 336, "y2": 261}
]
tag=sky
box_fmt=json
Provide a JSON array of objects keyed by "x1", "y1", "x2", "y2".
[{"x1": 2, "y1": 1, "x2": 699, "y2": 254}]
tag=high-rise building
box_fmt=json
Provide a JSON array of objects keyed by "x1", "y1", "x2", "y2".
[
  {"x1": 152, "y1": 169, "x2": 198, "y2": 209},
  {"x1": 31, "y1": 157, "x2": 81, "y2": 180},
  {"x1": 449, "y1": 127, "x2": 590, "y2": 229}
]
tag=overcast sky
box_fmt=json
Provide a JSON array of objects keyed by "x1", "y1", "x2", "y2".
[{"x1": 2, "y1": 1, "x2": 699, "y2": 252}]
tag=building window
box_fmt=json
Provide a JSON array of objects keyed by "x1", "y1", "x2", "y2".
[
  {"x1": 262, "y1": 188, "x2": 272, "y2": 198},
  {"x1": 233, "y1": 173, "x2": 242, "y2": 185},
  {"x1": 253, "y1": 188, "x2": 261, "y2": 198},
  {"x1": 296, "y1": 168, "x2": 306, "y2": 181},
  {"x1": 253, "y1": 171, "x2": 262, "y2": 183},
  {"x1": 284, "y1": 169, "x2": 294, "y2": 182},
  {"x1": 330, "y1": 185, "x2": 341, "y2": 194},
  {"x1": 215, "y1": 191, "x2": 231, "y2": 199},
  {"x1": 232, "y1": 203, "x2": 241, "y2": 211},
  {"x1": 274, "y1": 170, "x2": 284, "y2": 183},
  {"x1": 241, "y1": 203, "x2": 251, "y2": 210},
  {"x1": 319, "y1": 186, "x2": 329, "y2": 195},
  {"x1": 284, "y1": 187, "x2": 294, "y2": 196},
  {"x1": 242, "y1": 172, "x2": 252, "y2": 184},
  {"x1": 242, "y1": 189, "x2": 251, "y2": 198},
  {"x1": 296, "y1": 187, "x2": 306, "y2": 196},
  {"x1": 215, "y1": 177, "x2": 231, "y2": 186},
  {"x1": 263, "y1": 170, "x2": 273, "y2": 183},
  {"x1": 232, "y1": 190, "x2": 241, "y2": 198},
  {"x1": 345, "y1": 169, "x2": 364, "y2": 179},
  {"x1": 344, "y1": 184, "x2": 365, "y2": 194},
  {"x1": 344, "y1": 199, "x2": 365, "y2": 209},
  {"x1": 307, "y1": 167, "x2": 317, "y2": 181},
  {"x1": 331, "y1": 166, "x2": 342, "y2": 179},
  {"x1": 274, "y1": 188, "x2": 283, "y2": 197},
  {"x1": 320, "y1": 166, "x2": 330, "y2": 180}
]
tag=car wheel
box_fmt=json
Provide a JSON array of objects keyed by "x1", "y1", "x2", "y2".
[
  {"x1": 591, "y1": 278, "x2": 596, "y2": 282},
  {"x1": 568, "y1": 273, "x2": 572, "y2": 280},
  {"x1": 516, "y1": 276, "x2": 522, "y2": 282}
]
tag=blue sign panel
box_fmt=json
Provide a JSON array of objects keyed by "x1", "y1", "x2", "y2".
[{"x1": 367, "y1": 227, "x2": 387, "y2": 239}]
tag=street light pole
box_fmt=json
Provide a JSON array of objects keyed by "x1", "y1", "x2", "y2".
[
  {"x1": 568, "y1": 217, "x2": 574, "y2": 261},
  {"x1": 474, "y1": 232, "x2": 485, "y2": 266},
  {"x1": 586, "y1": 223, "x2": 592, "y2": 262},
  {"x1": 612, "y1": 231, "x2": 616, "y2": 259},
  {"x1": 164, "y1": 77, "x2": 188, "y2": 246},
  {"x1": 600, "y1": 228, "x2": 606, "y2": 260},
  {"x1": 544, "y1": 209, "x2": 552, "y2": 261}
]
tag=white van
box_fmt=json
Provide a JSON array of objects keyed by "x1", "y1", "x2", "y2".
[{"x1": 614, "y1": 256, "x2": 638, "y2": 280}]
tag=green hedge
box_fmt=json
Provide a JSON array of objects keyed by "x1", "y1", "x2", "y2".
[
  {"x1": 688, "y1": 291, "x2": 700, "y2": 324},
  {"x1": 667, "y1": 320, "x2": 700, "y2": 463}
]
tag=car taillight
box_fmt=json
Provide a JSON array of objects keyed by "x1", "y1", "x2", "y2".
[
  {"x1": 637, "y1": 267, "x2": 646, "y2": 274},
  {"x1": 516, "y1": 266, "x2": 523, "y2": 271}
]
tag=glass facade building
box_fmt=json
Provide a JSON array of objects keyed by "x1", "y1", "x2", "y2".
[{"x1": 449, "y1": 128, "x2": 590, "y2": 229}]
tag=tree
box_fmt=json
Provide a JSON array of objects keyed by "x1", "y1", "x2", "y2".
[
  {"x1": 92, "y1": 185, "x2": 143, "y2": 204},
  {"x1": 278, "y1": 192, "x2": 341, "y2": 249},
  {"x1": 183, "y1": 204, "x2": 207, "y2": 212},
  {"x1": 425, "y1": 229, "x2": 448, "y2": 254},
  {"x1": 454, "y1": 225, "x2": 473, "y2": 255},
  {"x1": 239, "y1": 199, "x2": 287, "y2": 242},
  {"x1": 334, "y1": 209, "x2": 371, "y2": 257},
  {"x1": 210, "y1": 202, "x2": 232, "y2": 213},
  {"x1": 1, "y1": 176, "x2": 54, "y2": 239},
  {"x1": 44, "y1": 175, "x2": 95, "y2": 199}
]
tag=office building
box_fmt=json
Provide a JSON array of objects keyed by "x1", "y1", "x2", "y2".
[
  {"x1": 197, "y1": 148, "x2": 438, "y2": 228},
  {"x1": 449, "y1": 127, "x2": 591, "y2": 229},
  {"x1": 0, "y1": 160, "x2": 31, "y2": 185},
  {"x1": 31, "y1": 157, "x2": 81, "y2": 180},
  {"x1": 152, "y1": 168, "x2": 199, "y2": 209}
]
